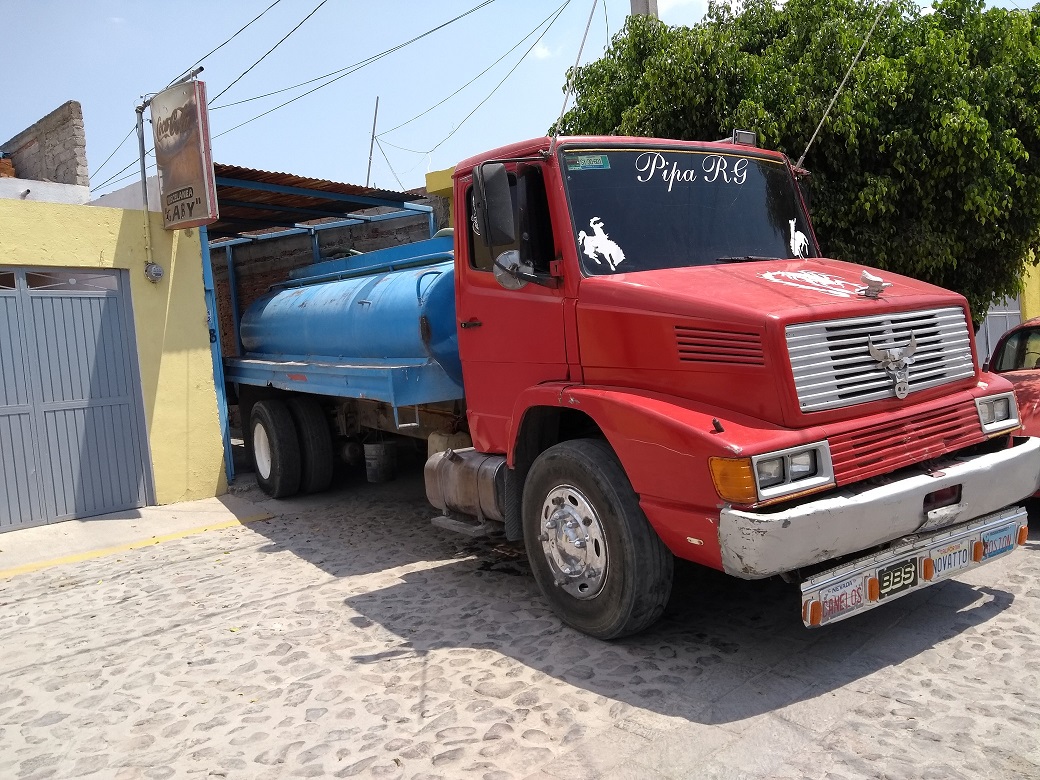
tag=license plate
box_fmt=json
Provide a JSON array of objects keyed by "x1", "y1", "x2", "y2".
[
  {"x1": 819, "y1": 575, "x2": 866, "y2": 622},
  {"x1": 877, "y1": 557, "x2": 918, "y2": 600},
  {"x1": 982, "y1": 524, "x2": 1018, "y2": 560},
  {"x1": 928, "y1": 539, "x2": 972, "y2": 580}
]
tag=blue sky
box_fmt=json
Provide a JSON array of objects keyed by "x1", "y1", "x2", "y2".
[{"x1": 1, "y1": 0, "x2": 1023, "y2": 195}]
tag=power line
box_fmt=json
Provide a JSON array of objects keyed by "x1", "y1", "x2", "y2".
[
  {"x1": 168, "y1": 0, "x2": 283, "y2": 86},
  {"x1": 93, "y1": 0, "x2": 498, "y2": 193},
  {"x1": 92, "y1": 1, "x2": 283, "y2": 190},
  {"x1": 209, "y1": 0, "x2": 498, "y2": 142},
  {"x1": 374, "y1": 138, "x2": 406, "y2": 189},
  {"x1": 423, "y1": 0, "x2": 571, "y2": 155},
  {"x1": 209, "y1": 0, "x2": 329, "y2": 104},
  {"x1": 208, "y1": 0, "x2": 496, "y2": 111},
  {"x1": 377, "y1": 0, "x2": 569, "y2": 139},
  {"x1": 91, "y1": 125, "x2": 135, "y2": 181},
  {"x1": 94, "y1": 152, "x2": 157, "y2": 193}
]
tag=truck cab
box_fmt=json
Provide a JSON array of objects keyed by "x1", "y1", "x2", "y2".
[{"x1": 449, "y1": 134, "x2": 1038, "y2": 636}]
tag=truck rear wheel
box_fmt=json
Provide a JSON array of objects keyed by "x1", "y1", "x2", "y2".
[
  {"x1": 522, "y1": 438, "x2": 673, "y2": 639},
  {"x1": 287, "y1": 397, "x2": 334, "y2": 493},
  {"x1": 250, "y1": 400, "x2": 302, "y2": 498}
]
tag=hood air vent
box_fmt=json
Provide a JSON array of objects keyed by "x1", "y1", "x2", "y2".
[{"x1": 675, "y1": 326, "x2": 765, "y2": 366}]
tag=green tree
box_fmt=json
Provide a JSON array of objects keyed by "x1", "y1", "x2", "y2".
[{"x1": 554, "y1": 0, "x2": 1040, "y2": 318}]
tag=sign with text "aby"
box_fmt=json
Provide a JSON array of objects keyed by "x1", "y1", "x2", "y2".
[{"x1": 151, "y1": 80, "x2": 218, "y2": 230}]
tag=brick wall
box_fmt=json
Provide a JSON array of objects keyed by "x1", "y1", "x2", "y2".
[
  {"x1": 213, "y1": 196, "x2": 450, "y2": 358},
  {"x1": 1, "y1": 101, "x2": 89, "y2": 186}
]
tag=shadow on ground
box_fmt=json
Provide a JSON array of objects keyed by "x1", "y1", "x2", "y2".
[{"x1": 237, "y1": 452, "x2": 1025, "y2": 726}]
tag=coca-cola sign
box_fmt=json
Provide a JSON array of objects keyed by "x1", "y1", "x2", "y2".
[{"x1": 150, "y1": 80, "x2": 218, "y2": 230}]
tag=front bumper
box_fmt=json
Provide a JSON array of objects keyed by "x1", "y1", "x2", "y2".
[
  {"x1": 718, "y1": 436, "x2": 1040, "y2": 579},
  {"x1": 799, "y1": 507, "x2": 1027, "y2": 626}
]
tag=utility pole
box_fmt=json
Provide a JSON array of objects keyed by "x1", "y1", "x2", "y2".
[
  {"x1": 366, "y1": 96, "x2": 379, "y2": 188},
  {"x1": 630, "y1": 0, "x2": 658, "y2": 17}
]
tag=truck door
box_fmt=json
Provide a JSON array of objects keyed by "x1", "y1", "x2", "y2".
[{"x1": 456, "y1": 165, "x2": 568, "y2": 454}]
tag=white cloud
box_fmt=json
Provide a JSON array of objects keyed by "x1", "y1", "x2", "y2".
[
  {"x1": 658, "y1": 0, "x2": 710, "y2": 26},
  {"x1": 533, "y1": 42, "x2": 553, "y2": 60}
]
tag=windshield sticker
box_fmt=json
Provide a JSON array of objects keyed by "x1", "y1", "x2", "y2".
[
  {"x1": 759, "y1": 270, "x2": 861, "y2": 298},
  {"x1": 567, "y1": 154, "x2": 611, "y2": 171},
  {"x1": 578, "y1": 217, "x2": 626, "y2": 271},
  {"x1": 635, "y1": 151, "x2": 748, "y2": 192},
  {"x1": 789, "y1": 219, "x2": 809, "y2": 258}
]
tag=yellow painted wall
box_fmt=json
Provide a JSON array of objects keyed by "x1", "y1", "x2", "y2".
[
  {"x1": 0, "y1": 199, "x2": 226, "y2": 503},
  {"x1": 1021, "y1": 263, "x2": 1040, "y2": 321},
  {"x1": 426, "y1": 166, "x2": 455, "y2": 222}
]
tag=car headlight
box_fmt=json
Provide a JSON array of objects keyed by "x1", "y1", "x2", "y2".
[
  {"x1": 711, "y1": 442, "x2": 835, "y2": 504},
  {"x1": 755, "y1": 457, "x2": 785, "y2": 488},
  {"x1": 975, "y1": 393, "x2": 1019, "y2": 435}
]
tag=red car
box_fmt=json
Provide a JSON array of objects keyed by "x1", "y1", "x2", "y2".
[{"x1": 987, "y1": 317, "x2": 1040, "y2": 436}]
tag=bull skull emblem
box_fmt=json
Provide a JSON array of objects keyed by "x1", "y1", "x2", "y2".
[{"x1": 868, "y1": 333, "x2": 918, "y2": 399}]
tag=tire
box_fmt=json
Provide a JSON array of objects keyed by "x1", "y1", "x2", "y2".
[
  {"x1": 522, "y1": 438, "x2": 673, "y2": 639},
  {"x1": 250, "y1": 400, "x2": 302, "y2": 498},
  {"x1": 287, "y1": 397, "x2": 334, "y2": 494}
]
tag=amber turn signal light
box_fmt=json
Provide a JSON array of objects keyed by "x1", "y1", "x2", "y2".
[
  {"x1": 1018, "y1": 524, "x2": 1029, "y2": 546},
  {"x1": 803, "y1": 599, "x2": 823, "y2": 626},
  {"x1": 922, "y1": 557, "x2": 935, "y2": 581},
  {"x1": 972, "y1": 541, "x2": 985, "y2": 562},
  {"x1": 867, "y1": 577, "x2": 880, "y2": 602},
  {"x1": 708, "y1": 457, "x2": 758, "y2": 504}
]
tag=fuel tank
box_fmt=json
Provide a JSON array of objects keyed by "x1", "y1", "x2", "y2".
[{"x1": 240, "y1": 252, "x2": 462, "y2": 385}]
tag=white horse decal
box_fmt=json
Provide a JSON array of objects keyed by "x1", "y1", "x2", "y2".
[
  {"x1": 789, "y1": 218, "x2": 809, "y2": 258},
  {"x1": 578, "y1": 217, "x2": 626, "y2": 271}
]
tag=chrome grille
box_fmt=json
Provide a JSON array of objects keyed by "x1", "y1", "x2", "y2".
[{"x1": 786, "y1": 307, "x2": 975, "y2": 412}]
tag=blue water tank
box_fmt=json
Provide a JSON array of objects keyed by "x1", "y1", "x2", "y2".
[{"x1": 240, "y1": 259, "x2": 462, "y2": 385}]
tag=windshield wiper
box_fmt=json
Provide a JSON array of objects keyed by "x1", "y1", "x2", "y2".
[{"x1": 714, "y1": 255, "x2": 784, "y2": 264}]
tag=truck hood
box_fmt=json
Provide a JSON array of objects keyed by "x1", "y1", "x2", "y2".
[
  {"x1": 575, "y1": 257, "x2": 976, "y2": 429},
  {"x1": 577, "y1": 257, "x2": 962, "y2": 321}
]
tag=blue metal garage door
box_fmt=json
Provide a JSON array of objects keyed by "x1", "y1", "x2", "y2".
[{"x1": 0, "y1": 268, "x2": 152, "y2": 531}]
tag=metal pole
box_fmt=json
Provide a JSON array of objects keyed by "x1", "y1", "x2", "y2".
[
  {"x1": 135, "y1": 103, "x2": 158, "y2": 278},
  {"x1": 135, "y1": 66, "x2": 203, "y2": 283},
  {"x1": 366, "y1": 96, "x2": 379, "y2": 188},
  {"x1": 630, "y1": 0, "x2": 658, "y2": 17}
]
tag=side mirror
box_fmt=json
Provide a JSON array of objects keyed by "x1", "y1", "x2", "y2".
[{"x1": 472, "y1": 163, "x2": 516, "y2": 248}]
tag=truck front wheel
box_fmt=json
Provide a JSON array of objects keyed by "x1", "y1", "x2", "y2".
[
  {"x1": 522, "y1": 438, "x2": 673, "y2": 639},
  {"x1": 250, "y1": 400, "x2": 302, "y2": 498}
]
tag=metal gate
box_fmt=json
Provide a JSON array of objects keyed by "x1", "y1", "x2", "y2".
[
  {"x1": 0, "y1": 268, "x2": 152, "y2": 531},
  {"x1": 978, "y1": 295, "x2": 1023, "y2": 367}
]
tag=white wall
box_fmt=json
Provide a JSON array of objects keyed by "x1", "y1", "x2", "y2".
[{"x1": 0, "y1": 177, "x2": 89, "y2": 204}]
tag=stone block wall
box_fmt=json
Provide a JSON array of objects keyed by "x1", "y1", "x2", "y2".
[
  {"x1": 2, "y1": 101, "x2": 89, "y2": 186},
  {"x1": 213, "y1": 197, "x2": 449, "y2": 359}
]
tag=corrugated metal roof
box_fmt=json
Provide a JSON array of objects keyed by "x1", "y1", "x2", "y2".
[{"x1": 208, "y1": 162, "x2": 426, "y2": 240}]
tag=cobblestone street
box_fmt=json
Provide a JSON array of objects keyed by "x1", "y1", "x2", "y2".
[{"x1": 2, "y1": 467, "x2": 1039, "y2": 779}]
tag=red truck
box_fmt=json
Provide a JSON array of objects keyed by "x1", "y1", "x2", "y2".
[{"x1": 229, "y1": 133, "x2": 1039, "y2": 639}]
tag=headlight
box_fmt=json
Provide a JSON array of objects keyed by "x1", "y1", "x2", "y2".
[
  {"x1": 755, "y1": 457, "x2": 785, "y2": 488},
  {"x1": 975, "y1": 393, "x2": 1019, "y2": 435},
  {"x1": 710, "y1": 442, "x2": 835, "y2": 505},
  {"x1": 789, "y1": 450, "x2": 817, "y2": 480}
]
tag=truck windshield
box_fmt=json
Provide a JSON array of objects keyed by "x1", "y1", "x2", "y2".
[{"x1": 560, "y1": 147, "x2": 817, "y2": 276}]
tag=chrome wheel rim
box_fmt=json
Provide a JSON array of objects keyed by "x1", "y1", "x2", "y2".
[
  {"x1": 253, "y1": 421, "x2": 273, "y2": 480},
  {"x1": 538, "y1": 484, "x2": 608, "y2": 600}
]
